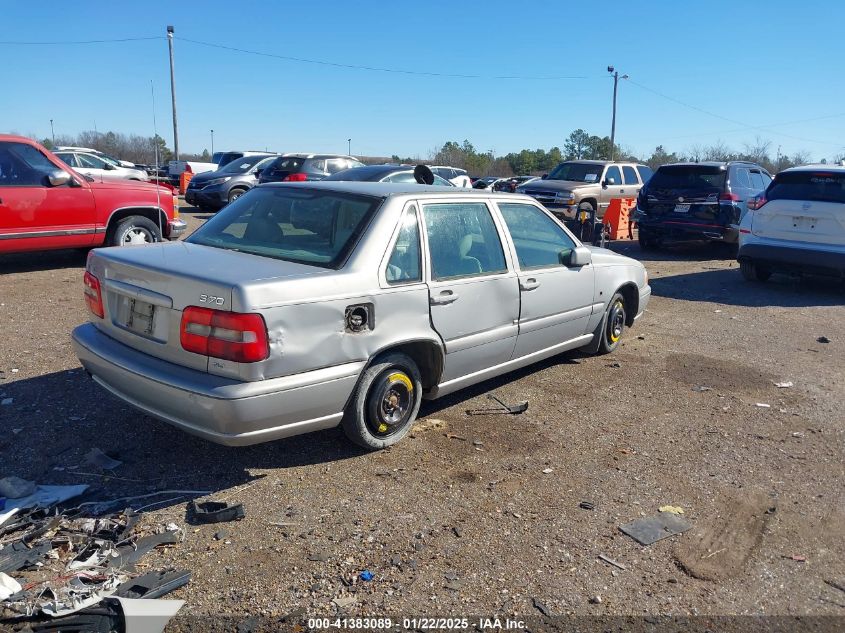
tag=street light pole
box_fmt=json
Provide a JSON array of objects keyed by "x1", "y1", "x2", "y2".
[
  {"x1": 607, "y1": 66, "x2": 628, "y2": 161},
  {"x1": 211, "y1": 129, "x2": 214, "y2": 156},
  {"x1": 347, "y1": 138, "x2": 352, "y2": 156},
  {"x1": 49, "y1": 119, "x2": 55, "y2": 145},
  {"x1": 167, "y1": 25, "x2": 179, "y2": 160}
]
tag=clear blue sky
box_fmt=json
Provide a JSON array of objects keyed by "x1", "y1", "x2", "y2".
[{"x1": 2, "y1": 0, "x2": 843, "y2": 161}]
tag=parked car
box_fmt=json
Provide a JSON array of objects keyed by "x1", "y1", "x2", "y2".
[
  {"x1": 167, "y1": 159, "x2": 218, "y2": 182},
  {"x1": 636, "y1": 161, "x2": 771, "y2": 249},
  {"x1": 494, "y1": 176, "x2": 539, "y2": 193},
  {"x1": 0, "y1": 135, "x2": 185, "y2": 253},
  {"x1": 325, "y1": 164, "x2": 454, "y2": 186},
  {"x1": 211, "y1": 151, "x2": 272, "y2": 170},
  {"x1": 738, "y1": 165, "x2": 845, "y2": 281},
  {"x1": 55, "y1": 146, "x2": 137, "y2": 169},
  {"x1": 518, "y1": 160, "x2": 653, "y2": 222},
  {"x1": 71, "y1": 181, "x2": 650, "y2": 450},
  {"x1": 185, "y1": 153, "x2": 277, "y2": 211},
  {"x1": 472, "y1": 177, "x2": 504, "y2": 190},
  {"x1": 258, "y1": 154, "x2": 363, "y2": 183},
  {"x1": 54, "y1": 150, "x2": 150, "y2": 182},
  {"x1": 430, "y1": 166, "x2": 472, "y2": 187}
]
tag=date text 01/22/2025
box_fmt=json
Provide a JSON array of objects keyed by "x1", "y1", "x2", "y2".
[{"x1": 307, "y1": 617, "x2": 527, "y2": 630}]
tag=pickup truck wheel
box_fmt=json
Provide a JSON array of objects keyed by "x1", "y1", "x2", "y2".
[
  {"x1": 343, "y1": 352, "x2": 423, "y2": 450},
  {"x1": 740, "y1": 259, "x2": 771, "y2": 282},
  {"x1": 227, "y1": 188, "x2": 247, "y2": 204},
  {"x1": 110, "y1": 216, "x2": 161, "y2": 247},
  {"x1": 597, "y1": 292, "x2": 626, "y2": 354}
]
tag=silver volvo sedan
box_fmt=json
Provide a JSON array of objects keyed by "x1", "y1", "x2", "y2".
[{"x1": 72, "y1": 182, "x2": 651, "y2": 449}]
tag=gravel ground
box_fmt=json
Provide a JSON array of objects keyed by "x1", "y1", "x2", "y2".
[{"x1": 1, "y1": 207, "x2": 843, "y2": 629}]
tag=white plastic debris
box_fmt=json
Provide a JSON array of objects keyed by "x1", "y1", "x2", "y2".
[
  {"x1": 0, "y1": 572, "x2": 22, "y2": 600},
  {"x1": 542, "y1": 468, "x2": 554, "y2": 474},
  {"x1": 84, "y1": 447, "x2": 123, "y2": 471},
  {"x1": 774, "y1": 381, "x2": 794, "y2": 388},
  {"x1": 755, "y1": 403, "x2": 771, "y2": 408},
  {"x1": 115, "y1": 597, "x2": 185, "y2": 633}
]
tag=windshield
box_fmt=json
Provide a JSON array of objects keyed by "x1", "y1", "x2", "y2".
[
  {"x1": 219, "y1": 155, "x2": 272, "y2": 174},
  {"x1": 187, "y1": 187, "x2": 383, "y2": 268},
  {"x1": 648, "y1": 165, "x2": 726, "y2": 190},
  {"x1": 547, "y1": 162, "x2": 604, "y2": 183},
  {"x1": 767, "y1": 171, "x2": 845, "y2": 204}
]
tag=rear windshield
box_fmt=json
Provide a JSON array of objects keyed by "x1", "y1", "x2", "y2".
[
  {"x1": 219, "y1": 155, "x2": 272, "y2": 174},
  {"x1": 265, "y1": 157, "x2": 304, "y2": 174},
  {"x1": 767, "y1": 171, "x2": 845, "y2": 204},
  {"x1": 186, "y1": 187, "x2": 383, "y2": 268},
  {"x1": 648, "y1": 165, "x2": 726, "y2": 190},
  {"x1": 547, "y1": 162, "x2": 604, "y2": 183}
]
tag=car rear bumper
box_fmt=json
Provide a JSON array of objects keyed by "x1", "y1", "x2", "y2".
[
  {"x1": 738, "y1": 242, "x2": 845, "y2": 278},
  {"x1": 638, "y1": 218, "x2": 737, "y2": 243},
  {"x1": 72, "y1": 323, "x2": 363, "y2": 446}
]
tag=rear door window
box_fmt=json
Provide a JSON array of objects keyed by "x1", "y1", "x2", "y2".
[
  {"x1": 423, "y1": 202, "x2": 507, "y2": 280},
  {"x1": 749, "y1": 170, "x2": 765, "y2": 191},
  {"x1": 56, "y1": 152, "x2": 78, "y2": 168},
  {"x1": 622, "y1": 166, "x2": 639, "y2": 185},
  {"x1": 386, "y1": 206, "x2": 422, "y2": 284},
  {"x1": 767, "y1": 171, "x2": 845, "y2": 204},
  {"x1": 733, "y1": 167, "x2": 752, "y2": 189},
  {"x1": 636, "y1": 165, "x2": 654, "y2": 183}
]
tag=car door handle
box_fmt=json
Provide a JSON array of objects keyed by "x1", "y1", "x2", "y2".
[
  {"x1": 430, "y1": 290, "x2": 459, "y2": 305},
  {"x1": 520, "y1": 278, "x2": 540, "y2": 291}
]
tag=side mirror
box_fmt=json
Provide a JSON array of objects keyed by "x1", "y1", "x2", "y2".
[
  {"x1": 603, "y1": 177, "x2": 616, "y2": 186},
  {"x1": 563, "y1": 246, "x2": 592, "y2": 267},
  {"x1": 103, "y1": 163, "x2": 116, "y2": 170},
  {"x1": 47, "y1": 170, "x2": 71, "y2": 187},
  {"x1": 541, "y1": 174, "x2": 548, "y2": 179},
  {"x1": 254, "y1": 169, "x2": 263, "y2": 178}
]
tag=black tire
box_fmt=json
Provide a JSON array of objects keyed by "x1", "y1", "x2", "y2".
[
  {"x1": 740, "y1": 259, "x2": 771, "y2": 282},
  {"x1": 227, "y1": 188, "x2": 247, "y2": 204},
  {"x1": 342, "y1": 352, "x2": 423, "y2": 450},
  {"x1": 109, "y1": 216, "x2": 161, "y2": 247},
  {"x1": 597, "y1": 292, "x2": 627, "y2": 354},
  {"x1": 638, "y1": 231, "x2": 657, "y2": 251}
]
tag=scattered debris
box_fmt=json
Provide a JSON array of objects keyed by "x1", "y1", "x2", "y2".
[
  {"x1": 817, "y1": 336, "x2": 830, "y2": 344},
  {"x1": 755, "y1": 403, "x2": 771, "y2": 408},
  {"x1": 214, "y1": 529, "x2": 228, "y2": 541},
  {"x1": 542, "y1": 468, "x2": 554, "y2": 474},
  {"x1": 445, "y1": 433, "x2": 466, "y2": 441},
  {"x1": 620, "y1": 512, "x2": 692, "y2": 546},
  {"x1": 466, "y1": 394, "x2": 528, "y2": 416},
  {"x1": 359, "y1": 570, "x2": 374, "y2": 582},
  {"x1": 472, "y1": 440, "x2": 483, "y2": 447},
  {"x1": 452, "y1": 526, "x2": 462, "y2": 538},
  {"x1": 598, "y1": 554, "x2": 626, "y2": 570},
  {"x1": 113, "y1": 597, "x2": 185, "y2": 633},
  {"x1": 784, "y1": 554, "x2": 807, "y2": 562},
  {"x1": 189, "y1": 500, "x2": 245, "y2": 524},
  {"x1": 589, "y1": 595, "x2": 603, "y2": 604},
  {"x1": 532, "y1": 597, "x2": 551, "y2": 616},
  {"x1": 332, "y1": 595, "x2": 357, "y2": 608},
  {"x1": 774, "y1": 381, "x2": 794, "y2": 388},
  {"x1": 658, "y1": 505, "x2": 685, "y2": 515},
  {"x1": 0, "y1": 572, "x2": 22, "y2": 600},
  {"x1": 607, "y1": 361, "x2": 621, "y2": 368},
  {"x1": 792, "y1": 432, "x2": 805, "y2": 438},
  {"x1": 0, "y1": 476, "x2": 36, "y2": 499},
  {"x1": 692, "y1": 385, "x2": 713, "y2": 392},
  {"x1": 579, "y1": 501, "x2": 596, "y2": 511},
  {"x1": 824, "y1": 579, "x2": 845, "y2": 594},
  {"x1": 113, "y1": 569, "x2": 191, "y2": 599},
  {"x1": 308, "y1": 552, "x2": 331, "y2": 562},
  {"x1": 84, "y1": 447, "x2": 123, "y2": 471}
]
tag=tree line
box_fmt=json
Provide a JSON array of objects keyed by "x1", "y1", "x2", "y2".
[{"x1": 39, "y1": 131, "x2": 208, "y2": 165}]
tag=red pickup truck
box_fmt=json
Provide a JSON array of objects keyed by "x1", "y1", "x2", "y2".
[{"x1": 0, "y1": 135, "x2": 186, "y2": 254}]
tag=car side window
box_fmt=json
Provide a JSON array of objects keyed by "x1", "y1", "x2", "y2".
[
  {"x1": 749, "y1": 170, "x2": 765, "y2": 191},
  {"x1": 386, "y1": 206, "x2": 422, "y2": 284},
  {"x1": 622, "y1": 165, "x2": 639, "y2": 185},
  {"x1": 423, "y1": 202, "x2": 507, "y2": 280},
  {"x1": 761, "y1": 172, "x2": 772, "y2": 188},
  {"x1": 56, "y1": 153, "x2": 78, "y2": 168},
  {"x1": 604, "y1": 166, "x2": 621, "y2": 185},
  {"x1": 0, "y1": 142, "x2": 57, "y2": 187},
  {"x1": 325, "y1": 159, "x2": 347, "y2": 174},
  {"x1": 77, "y1": 153, "x2": 107, "y2": 169},
  {"x1": 733, "y1": 167, "x2": 752, "y2": 189},
  {"x1": 386, "y1": 172, "x2": 415, "y2": 184},
  {"x1": 636, "y1": 165, "x2": 654, "y2": 184},
  {"x1": 498, "y1": 203, "x2": 577, "y2": 269}
]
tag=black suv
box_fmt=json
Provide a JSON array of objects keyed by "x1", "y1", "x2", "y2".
[
  {"x1": 636, "y1": 161, "x2": 772, "y2": 249},
  {"x1": 258, "y1": 153, "x2": 363, "y2": 183}
]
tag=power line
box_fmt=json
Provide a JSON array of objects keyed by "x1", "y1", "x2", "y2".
[
  {"x1": 626, "y1": 78, "x2": 838, "y2": 147},
  {"x1": 0, "y1": 36, "x2": 162, "y2": 45},
  {"x1": 660, "y1": 111, "x2": 845, "y2": 141},
  {"x1": 176, "y1": 37, "x2": 591, "y2": 80}
]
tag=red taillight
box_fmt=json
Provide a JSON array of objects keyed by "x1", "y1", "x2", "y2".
[
  {"x1": 83, "y1": 271, "x2": 104, "y2": 319},
  {"x1": 180, "y1": 306, "x2": 269, "y2": 363},
  {"x1": 283, "y1": 173, "x2": 307, "y2": 182},
  {"x1": 746, "y1": 196, "x2": 768, "y2": 211},
  {"x1": 719, "y1": 192, "x2": 740, "y2": 201}
]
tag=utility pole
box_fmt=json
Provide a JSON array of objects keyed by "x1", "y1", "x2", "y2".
[
  {"x1": 49, "y1": 119, "x2": 55, "y2": 145},
  {"x1": 607, "y1": 66, "x2": 628, "y2": 161},
  {"x1": 347, "y1": 138, "x2": 352, "y2": 156},
  {"x1": 167, "y1": 25, "x2": 179, "y2": 160}
]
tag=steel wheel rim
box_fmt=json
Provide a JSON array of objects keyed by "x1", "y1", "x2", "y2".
[
  {"x1": 368, "y1": 371, "x2": 413, "y2": 437},
  {"x1": 123, "y1": 227, "x2": 153, "y2": 245},
  {"x1": 608, "y1": 299, "x2": 625, "y2": 343}
]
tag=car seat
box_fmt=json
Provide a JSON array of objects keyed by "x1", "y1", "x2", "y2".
[{"x1": 243, "y1": 212, "x2": 285, "y2": 243}]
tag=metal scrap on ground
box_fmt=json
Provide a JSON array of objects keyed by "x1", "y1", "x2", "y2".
[
  {"x1": 466, "y1": 394, "x2": 529, "y2": 415},
  {"x1": 620, "y1": 512, "x2": 693, "y2": 546}
]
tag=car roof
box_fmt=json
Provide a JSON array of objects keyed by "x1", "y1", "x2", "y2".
[
  {"x1": 660, "y1": 161, "x2": 763, "y2": 168},
  {"x1": 255, "y1": 180, "x2": 533, "y2": 198},
  {"x1": 281, "y1": 153, "x2": 356, "y2": 159},
  {"x1": 781, "y1": 164, "x2": 845, "y2": 173}
]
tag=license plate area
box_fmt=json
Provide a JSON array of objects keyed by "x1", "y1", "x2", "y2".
[
  {"x1": 674, "y1": 203, "x2": 691, "y2": 213},
  {"x1": 114, "y1": 294, "x2": 162, "y2": 341}
]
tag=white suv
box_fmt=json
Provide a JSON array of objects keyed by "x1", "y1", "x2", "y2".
[
  {"x1": 431, "y1": 166, "x2": 471, "y2": 187},
  {"x1": 738, "y1": 164, "x2": 845, "y2": 281}
]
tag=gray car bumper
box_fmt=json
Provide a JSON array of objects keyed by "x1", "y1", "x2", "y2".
[{"x1": 72, "y1": 323, "x2": 362, "y2": 446}]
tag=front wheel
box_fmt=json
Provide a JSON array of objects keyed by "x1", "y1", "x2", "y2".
[
  {"x1": 342, "y1": 353, "x2": 423, "y2": 450},
  {"x1": 740, "y1": 259, "x2": 771, "y2": 282},
  {"x1": 110, "y1": 216, "x2": 161, "y2": 247},
  {"x1": 597, "y1": 292, "x2": 626, "y2": 354},
  {"x1": 227, "y1": 188, "x2": 247, "y2": 204}
]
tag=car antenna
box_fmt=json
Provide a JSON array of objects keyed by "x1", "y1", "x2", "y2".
[{"x1": 150, "y1": 80, "x2": 163, "y2": 240}]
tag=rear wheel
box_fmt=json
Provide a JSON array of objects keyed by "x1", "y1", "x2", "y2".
[
  {"x1": 109, "y1": 216, "x2": 161, "y2": 247},
  {"x1": 740, "y1": 259, "x2": 771, "y2": 282},
  {"x1": 597, "y1": 292, "x2": 626, "y2": 354},
  {"x1": 342, "y1": 353, "x2": 423, "y2": 450},
  {"x1": 638, "y1": 231, "x2": 658, "y2": 251}
]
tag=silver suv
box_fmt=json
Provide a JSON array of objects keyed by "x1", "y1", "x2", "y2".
[{"x1": 518, "y1": 160, "x2": 653, "y2": 221}]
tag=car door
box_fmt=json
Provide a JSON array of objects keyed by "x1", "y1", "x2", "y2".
[
  {"x1": 599, "y1": 165, "x2": 625, "y2": 217},
  {"x1": 421, "y1": 199, "x2": 520, "y2": 383},
  {"x1": 495, "y1": 202, "x2": 595, "y2": 359},
  {"x1": 0, "y1": 141, "x2": 96, "y2": 252}
]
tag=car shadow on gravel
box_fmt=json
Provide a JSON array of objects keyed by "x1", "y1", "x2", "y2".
[
  {"x1": 0, "y1": 368, "x2": 370, "y2": 505},
  {"x1": 608, "y1": 240, "x2": 733, "y2": 262},
  {"x1": 0, "y1": 249, "x2": 88, "y2": 273},
  {"x1": 650, "y1": 267, "x2": 845, "y2": 307}
]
